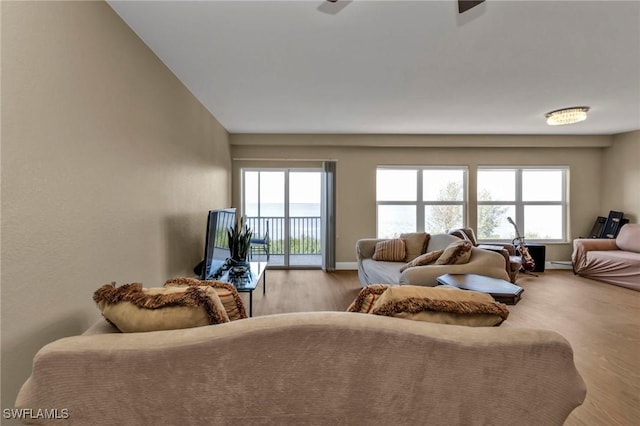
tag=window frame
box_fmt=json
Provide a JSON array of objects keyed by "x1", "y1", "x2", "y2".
[
  {"x1": 477, "y1": 166, "x2": 569, "y2": 243},
  {"x1": 376, "y1": 166, "x2": 469, "y2": 237}
]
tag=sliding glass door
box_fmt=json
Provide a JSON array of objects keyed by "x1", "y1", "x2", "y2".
[{"x1": 243, "y1": 169, "x2": 322, "y2": 268}]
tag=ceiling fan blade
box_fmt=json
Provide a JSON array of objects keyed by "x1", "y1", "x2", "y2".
[{"x1": 458, "y1": 0, "x2": 485, "y2": 14}]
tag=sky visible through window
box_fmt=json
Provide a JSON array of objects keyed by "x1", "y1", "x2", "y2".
[
  {"x1": 377, "y1": 167, "x2": 565, "y2": 240},
  {"x1": 245, "y1": 171, "x2": 321, "y2": 217}
]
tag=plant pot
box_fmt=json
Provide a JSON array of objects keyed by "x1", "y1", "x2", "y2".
[{"x1": 228, "y1": 259, "x2": 249, "y2": 276}]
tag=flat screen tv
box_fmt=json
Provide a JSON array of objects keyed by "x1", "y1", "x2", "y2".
[{"x1": 200, "y1": 208, "x2": 236, "y2": 280}]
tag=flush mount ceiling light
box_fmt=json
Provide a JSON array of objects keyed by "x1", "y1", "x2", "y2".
[{"x1": 545, "y1": 106, "x2": 590, "y2": 126}]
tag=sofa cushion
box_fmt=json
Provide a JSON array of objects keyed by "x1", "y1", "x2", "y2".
[
  {"x1": 399, "y1": 250, "x2": 444, "y2": 272},
  {"x1": 165, "y1": 277, "x2": 248, "y2": 321},
  {"x1": 360, "y1": 258, "x2": 402, "y2": 285},
  {"x1": 616, "y1": 223, "x2": 640, "y2": 253},
  {"x1": 372, "y1": 239, "x2": 406, "y2": 262},
  {"x1": 93, "y1": 283, "x2": 230, "y2": 333},
  {"x1": 347, "y1": 284, "x2": 391, "y2": 313},
  {"x1": 370, "y1": 285, "x2": 509, "y2": 326},
  {"x1": 435, "y1": 240, "x2": 473, "y2": 265},
  {"x1": 400, "y1": 232, "x2": 431, "y2": 261}
]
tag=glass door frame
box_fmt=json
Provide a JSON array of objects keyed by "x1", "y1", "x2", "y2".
[{"x1": 241, "y1": 167, "x2": 323, "y2": 269}]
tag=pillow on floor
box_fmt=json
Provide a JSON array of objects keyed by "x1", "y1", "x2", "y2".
[
  {"x1": 435, "y1": 240, "x2": 473, "y2": 265},
  {"x1": 399, "y1": 232, "x2": 431, "y2": 261},
  {"x1": 369, "y1": 285, "x2": 509, "y2": 326},
  {"x1": 347, "y1": 284, "x2": 391, "y2": 313},
  {"x1": 372, "y1": 239, "x2": 407, "y2": 262},
  {"x1": 399, "y1": 250, "x2": 444, "y2": 272},
  {"x1": 165, "y1": 277, "x2": 247, "y2": 321},
  {"x1": 93, "y1": 283, "x2": 230, "y2": 333}
]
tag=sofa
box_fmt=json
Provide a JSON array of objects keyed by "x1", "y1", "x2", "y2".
[
  {"x1": 357, "y1": 233, "x2": 510, "y2": 287},
  {"x1": 15, "y1": 312, "x2": 586, "y2": 425},
  {"x1": 572, "y1": 223, "x2": 640, "y2": 291}
]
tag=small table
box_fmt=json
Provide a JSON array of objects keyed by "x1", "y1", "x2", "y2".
[
  {"x1": 218, "y1": 262, "x2": 267, "y2": 317},
  {"x1": 436, "y1": 273, "x2": 524, "y2": 305}
]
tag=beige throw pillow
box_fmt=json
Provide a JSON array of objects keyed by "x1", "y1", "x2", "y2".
[
  {"x1": 93, "y1": 283, "x2": 230, "y2": 333},
  {"x1": 372, "y1": 239, "x2": 407, "y2": 262},
  {"x1": 347, "y1": 284, "x2": 391, "y2": 313},
  {"x1": 399, "y1": 250, "x2": 444, "y2": 272},
  {"x1": 165, "y1": 277, "x2": 248, "y2": 321},
  {"x1": 399, "y1": 232, "x2": 431, "y2": 261},
  {"x1": 370, "y1": 285, "x2": 509, "y2": 326},
  {"x1": 435, "y1": 240, "x2": 473, "y2": 265}
]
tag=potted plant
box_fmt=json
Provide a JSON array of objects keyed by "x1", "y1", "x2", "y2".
[{"x1": 227, "y1": 216, "x2": 252, "y2": 273}]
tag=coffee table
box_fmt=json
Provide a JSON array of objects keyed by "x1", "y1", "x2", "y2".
[
  {"x1": 436, "y1": 273, "x2": 524, "y2": 305},
  {"x1": 219, "y1": 262, "x2": 267, "y2": 317}
]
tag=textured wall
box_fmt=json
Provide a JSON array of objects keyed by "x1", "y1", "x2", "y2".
[
  {"x1": 602, "y1": 131, "x2": 640, "y2": 222},
  {"x1": 231, "y1": 134, "x2": 610, "y2": 265},
  {"x1": 1, "y1": 1, "x2": 231, "y2": 412}
]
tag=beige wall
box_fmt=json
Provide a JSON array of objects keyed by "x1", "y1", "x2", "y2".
[
  {"x1": 602, "y1": 131, "x2": 640, "y2": 222},
  {"x1": 231, "y1": 134, "x2": 611, "y2": 266},
  {"x1": 1, "y1": 1, "x2": 230, "y2": 411}
]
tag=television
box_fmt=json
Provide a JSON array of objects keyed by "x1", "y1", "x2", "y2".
[{"x1": 200, "y1": 208, "x2": 236, "y2": 279}]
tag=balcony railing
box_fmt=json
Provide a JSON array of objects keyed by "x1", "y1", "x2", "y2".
[{"x1": 246, "y1": 216, "x2": 321, "y2": 256}]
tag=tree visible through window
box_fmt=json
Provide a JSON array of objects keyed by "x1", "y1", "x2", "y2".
[
  {"x1": 477, "y1": 167, "x2": 567, "y2": 241},
  {"x1": 377, "y1": 167, "x2": 467, "y2": 237}
]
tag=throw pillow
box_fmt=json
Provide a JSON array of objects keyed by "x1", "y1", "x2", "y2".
[
  {"x1": 347, "y1": 284, "x2": 391, "y2": 313},
  {"x1": 399, "y1": 249, "x2": 444, "y2": 272},
  {"x1": 165, "y1": 277, "x2": 248, "y2": 321},
  {"x1": 372, "y1": 239, "x2": 407, "y2": 262},
  {"x1": 399, "y1": 232, "x2": 431, "y2": 261},
  {"x1": 435, "y1": 240, "x2": 473, "y2": 265},
  {"x1": 369, "y1": 285, "x2": 509, "y2": 326},
  {"x1": 93, "y1": 283, "x2": 230, "y2": 333}
]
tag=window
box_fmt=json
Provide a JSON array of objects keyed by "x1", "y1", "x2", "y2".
[
  {"x1": 477, "y1": 167, "x2": 567, "y2": 242},
  {"x1": 376, "y1": 167, "x2": 467, "y2": 238}
]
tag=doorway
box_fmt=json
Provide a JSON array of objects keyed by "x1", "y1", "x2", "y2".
[{"x1": 242, "y1": 169, "x2": 323, "y2": 268}]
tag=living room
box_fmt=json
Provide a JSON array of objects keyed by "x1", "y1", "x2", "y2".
[{"x1": 2, "y1": 1, "x2": 639, "y2": 425}]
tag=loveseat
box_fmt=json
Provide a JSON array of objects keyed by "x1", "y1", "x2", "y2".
[
  {"x1": 15, "y1": 312, "x2": 586, "y2": 425},
  {"x1": 357, "y1": 233, "x2": 510, "y2": 287},
  {"x1": 572, "y1": 223, "x2": 640, "y2": 291}
]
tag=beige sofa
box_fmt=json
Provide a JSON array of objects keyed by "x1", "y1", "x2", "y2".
[
  {"x1": 16, "y1": 312, "x2": 585, "y2": 425},
  {"x1": 572, "y1": 223, "x2": 640, "y2": 291},
  {"x1": 357, "y1": 234, "x2": 510, "y2": 287}
]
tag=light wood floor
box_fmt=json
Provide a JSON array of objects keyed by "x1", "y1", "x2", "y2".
[{"x1": 244, "y1": 269, "x2": 640, "y2": 426}]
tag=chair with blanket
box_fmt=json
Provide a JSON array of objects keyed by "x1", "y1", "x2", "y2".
[{"x1": 448, "y1": 227, "x2": 522, "y2": 283}]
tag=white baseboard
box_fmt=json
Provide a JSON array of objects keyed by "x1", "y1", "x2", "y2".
[
  {"x1": 545, "y1": 261, "x2": 573, "y2": 270},
  {"x1": 335, "y1": 261, "x2": 572, "y2": 271},
  {"x1": 336, "y1": 262, "x2": 358, "y2": 270}
]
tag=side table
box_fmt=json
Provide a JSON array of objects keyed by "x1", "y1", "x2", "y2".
[{"x1": 218, "y1": 262, "x2": 267, "y2": 317}]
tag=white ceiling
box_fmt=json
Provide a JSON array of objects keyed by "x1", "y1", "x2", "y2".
[{"x1": 108, "y1": 0, "x2": 640, "y2": 135}]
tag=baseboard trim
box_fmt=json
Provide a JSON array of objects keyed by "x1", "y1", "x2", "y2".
[
  {"x1": 546, "y1": 261, "x2": 573, "y2": 270},
  {"x1": 335, "y1": 261, "x2": 572, "y2": 271},
  {"x1": 336, "y1": 262, "x2": 358, "y2": 270}
]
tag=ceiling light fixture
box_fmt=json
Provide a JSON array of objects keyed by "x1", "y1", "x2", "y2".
[{"x1": 545, "y1": 106, "x2": 590, "y2": 126}]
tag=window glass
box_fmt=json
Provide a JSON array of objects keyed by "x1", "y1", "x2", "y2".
[
  {"x1": 478, "y1": 170, "x2": 515, "y2": 201},
  {"x1": 477, "y1": 205, "x2": 516, "y2": 239},
  {"x1": 524, "y1": 205, "x2": 563, "y2": 239},
  {"x1": 244, "y1": 171, "x2": 259, "y2": 217},
  {"x1": 422, "y1": 169, "x2": 464, "y2": 201},
  {"x1": 376, "y1": 169, "x2": 417, "y2": 201},
  {"x1": 377, "y1": 205, "x2": 416, "y2": 238},
  {"x1": 523, "y1": 170, "x2": 563, "y2": 201},
  {"x1": 424, "y1": 205, "x2": 463, "y2": 234}
]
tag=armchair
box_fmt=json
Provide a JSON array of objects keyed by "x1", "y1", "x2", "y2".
[
  {"x1": 249, "y1": 220, "x2": 270, "y2": 261},
  {"x1": 448, "y1": 228, "x2": 522, "y2": 283}
]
